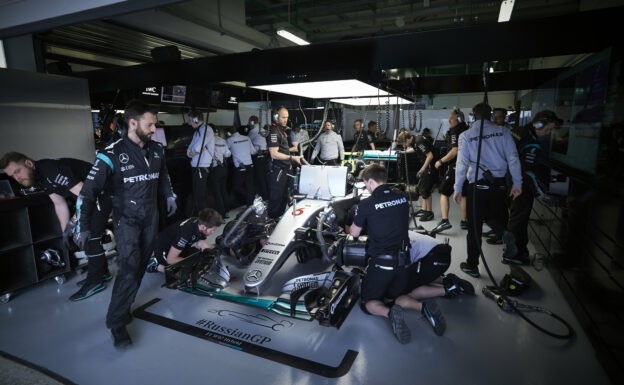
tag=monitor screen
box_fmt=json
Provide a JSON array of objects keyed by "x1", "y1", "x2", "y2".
[{"x1": 161, "y1": 85, "x2": 187, "y2": 104}]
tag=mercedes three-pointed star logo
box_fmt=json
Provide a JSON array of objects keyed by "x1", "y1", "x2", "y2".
[
  {"x1": 246, "y1": 269, "x2": 262, "y2": 282},
  {"x1": 119, "y1": 153, "x2": 129, "y2": 164}
]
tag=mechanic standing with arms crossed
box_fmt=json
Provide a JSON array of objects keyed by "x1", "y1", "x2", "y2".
[
  {"x1": 350, "y1": 164, "x2": 445, "y2": 344},
  {"x1": 453, "y1": 103, "x2": 522, "y2": 278},
  {"x1": 75, "y1": 100, "x2": 178, "y2": 348},
  {"x1": 267, "y1": 107, "x2": 302, "y2": 219}
]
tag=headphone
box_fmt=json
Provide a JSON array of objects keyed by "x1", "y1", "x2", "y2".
[
  {"x1": 453, "y1": 109, "x2": 464, "y2": 123},
  {"x1": 192, "y1": 117, "x2": 199, "y2": 124},
  {"x1": 533, "y1": 120, "x2": 548, "y2": 130},
  {"x1": 272, "y1": 106, "x2": 287, "y2": 123}
]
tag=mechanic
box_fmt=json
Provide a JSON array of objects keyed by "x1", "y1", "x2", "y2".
[
  {"x1": 432, "y1": 110, "x2": 469, "y2": 233},
  {"x1": 147, "y1": 208, "x2": 223, "y2": 273},
  {"x1": 454, "y1": 103, "x2": 522, "y2": 278},
  {"x1": 248, "y1": 116, "x2": 270, "y2": 201},
  {"x1": 493, "y1": 107, "x2": 511, "y2": 128},
  {"x1": 186, "y1": 110, "x2": 214, "y2": 215},
  {"x1": 210, "y1": 126, "x2": 231, "y2": 218},
  {"x1": 367, "y1": 121, "x2": 379, "y2": 149},
  {"x1": 1, "y1": 153, "x2": 112, "y2": 302},
  {"x1": 227, "y1": 125, "x2": 257, "y2": 207},
  {"x1": 350, "y1": 164, "x2": 444, "y2": 343},
  {"x1": 400, "y1": 230, "x2": 474, "y2": 306},
  {"x1": 267, "y1": 107, "x2": 302, "y2": 219},
  {"x1": 397, "y1": 131, "x2": 435, "y2": 222},
  {"x1": 506, "y1": 110, "x2": 561, "y2": 265},
  {"x1": 311, "y1": 120, "x2": 345, "y2": 165},
  {"x1": 75, "y1": 100, "x2": 178, "y2": 348},
  {"x1": 351, "y1": 119, "x2": 374, "y2": 152}
]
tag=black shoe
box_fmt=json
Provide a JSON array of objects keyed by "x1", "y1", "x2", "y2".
[
  {"x1": 443, "y1": 273, "x2": 476, "y2": 297},
  {"x1": 502, "y1": 231, "x2": 518, "y2": 260},
  {"x1": 460, "y1": 220, "x2": 469, "y2": 230},
  {"x1": 486, "y1": 236, "x2": 503, "y2": 245},
  {"x1": 414, "y1": 209, "x2": 426, "y2": 217},
  {"x1": 421, "y1": 300, "x2": 446, "y2": 336},
  {"x1": 432, "y1": 219, "x2": 452, "y2": 233},
  {"x1": 482, "y1": 229, "x2": 496, "y2": 238},
  {"x1": 388, "y1": 305, "x2": 411, "y2": 344},
  {"x1": 76, "y1": 273, "x2": 112, "y2": 286},
  {"x1": 419, "y1": 211, "x2": 434, "y2": 222},
  {"x1": 460, "y1": 262, "x2": 480, "y2": 278},
  {"x1": 111, "y1": 326, "x2": 132, "y2": 348},
  {"x1": 502, "y1": 250, "x2": 530, "y2": 265},
  {"x1": 69, "y1": 282, "x2": 106, "y2": 301}
]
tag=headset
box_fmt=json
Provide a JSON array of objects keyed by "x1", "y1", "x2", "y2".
[
  {"x1": 192, "y1": 116, "x2": 199, "y2": 124},
  {"x1": 272, "y1": 106, "x2": 287, "y2": 123},
  {"x1": 453, "y1": 109, "x2": 464, "y2": 123}
]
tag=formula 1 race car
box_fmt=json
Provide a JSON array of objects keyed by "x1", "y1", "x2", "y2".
[{"x1": 165, "y1": 165, "x2": 370, "y2": 327}]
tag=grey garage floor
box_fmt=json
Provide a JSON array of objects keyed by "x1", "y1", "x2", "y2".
[{"x1": 0, "y1": 193, "x2": 613, "y2": 385}]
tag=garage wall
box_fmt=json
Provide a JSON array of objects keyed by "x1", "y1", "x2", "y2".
[{"x1": 0, "y1": 68, "x2": 95, "y2": 163}]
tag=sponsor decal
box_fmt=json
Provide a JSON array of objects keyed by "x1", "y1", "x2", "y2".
[
  {"x1": 266, "y1": 242, "x2": 285, "y2": 247},
  {"x1": 260, "y1": 249, "x2": 280, "y2": 255},
  {"x1": 374, "y1": 197, "x2": 407, "y2": 210},
  {"x1": 119, "y1": 153, "x2": 130, "y2": 163},
  {"x1": 120, "y1": 164, "x2": 135, "y2": 172},
  {"x1": 293, "y1": 208, "x2": 304, "y2": 216},
  {"x1": 123, "y1": 172, "x2": 159, "y2": 183},
  {"x1": 246, "y1": 269, "x2": 262, "y2": 282},
  {"x1": 330, "y1": 287, "x2": 347, "y2": 315}
]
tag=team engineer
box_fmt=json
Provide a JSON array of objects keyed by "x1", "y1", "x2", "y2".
[
  {"x1": 267, "y1": 107, "x2": 302, "y2": 219},
  {"x1": 454, "y1": 103, "x2": 522, "y2": 278},
  {"x1": 75, "y1": 100, "x2": 178, "y2": 348},
  {"x1": 350, "y1": 164, "x2": 445, "y2": 343},
  {"x1": 311, "y1": 120, "x2": 345, "y2": 165}
]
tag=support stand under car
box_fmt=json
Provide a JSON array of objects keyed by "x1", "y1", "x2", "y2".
[{"x1": 472, "y1": 62, "x2": 573, "y2": 340}]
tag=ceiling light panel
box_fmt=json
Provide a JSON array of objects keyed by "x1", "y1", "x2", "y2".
[
  {"x1": 330, "y1": 96, "x2": 413, "y2": 106},
  {"x1": 251, "y1": 79, "x2": 390, "y2": 99}
]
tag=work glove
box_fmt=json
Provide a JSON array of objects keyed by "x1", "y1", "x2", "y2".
[
  {"x1": 167, "y1": 196, "x2": 178, "y2": 217},
  {"x1": 73, "y1": 230, "x2": 90, "y2": 251},
  {"x1": 62, "y1": 217, "x2": 79, "y2": 252},
  {"x1": 417, "y1": 170, "x2": 424, "y2": 179}
]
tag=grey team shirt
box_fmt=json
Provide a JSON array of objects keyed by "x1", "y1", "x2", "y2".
[{"x1": 454, "y1": 119, "x2": 522, "y2": 193}]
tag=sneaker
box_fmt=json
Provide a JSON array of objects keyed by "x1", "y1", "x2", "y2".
[
  {"x1": 146, "y1": 257, "x2": 159, "y2": 273},
  {"x1": 460, "y1": 220, "x2": 469, "y2": 230},
  {"x1": 443, "y1": 273, "x2": 475, "y2": 297},
  {"x1": 486, "y1": 236, "x2": 503, "y2": 245},
  {"x1": 419, "y1": 211, "x2": 434, "y2": 222},
  {"x1": 421, "y1": 300, "x2": 446, "y2": 336},
  {"x1": 111, "y1": 326, "x2": 132, "y2": 348},
  {"x1": 69, "y1": 282, "x2": 106, "y2": 301},
  {"x1": 76, "y1": 272, "x2": 112, "y2": 286},
  {"x1": 502, "y1": 231, "x2": 518, "y2": 260},
  {"x1": 432, "y1": 219, "x2": 452, "y2": 233},
  {"x1": 414, "y1": 209, "x2": 426, "y2": 217},
  {"x1": 460, "y1": 262, "x2": 480, "y2": 278},
  {"x1": 482, "y1": 229, "x2": 497, "y2": 238},
  {"x1": 502, "y1": 250, "x2": 530, "y2": 265},
  {"x1": 388, "y1": 305, "x2": 411, "y2": 344}
]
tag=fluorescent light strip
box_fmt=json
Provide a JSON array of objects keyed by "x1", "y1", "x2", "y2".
[
  {"x1": 251, "y1": 79, "x2": 389, "y2": 99},
  {"x1": 498, "y1": 0, "x2": 515, "y2": 22},
  {"x1": 330, "y1": 96, "x2": 412, "y2": 106},
  {"x1": 277, "y1": 29, "x2": 310, "y2": 46}
]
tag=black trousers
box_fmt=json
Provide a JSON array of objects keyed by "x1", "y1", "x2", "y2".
[
  {"x1": 253, "y1": 153, "x2": 269, "y2": 201},
  {"x1": 508, "y1": 182, "x2": 534, "y2": 256},
  {"x1": 403, "y1": 244, "x2": 452, "y2": 293},
  {"x1": 209, "y1": 164, "x2": 229, "y2": 217},
  {"x1": 466, "y1": 180, "x2": 507, "y2": 267},
  {"x1": 268, "y1": 165, "x2": 290, "y2": 219},
  {"x1": 233, "y1": 165, "x2": 255, "y2": 206},
  {"x1": 318, "y1": 158, "x2": 340, "y2": 166},
  {"x1": 191, "y1": 167, "x2": 210, "y2": 215},
  {"x1": 106, "y1": 214, "x2": 158, "y2": 329},
  {"x1": 83, "y1": 194, "x2": 113, "y2": 284}
]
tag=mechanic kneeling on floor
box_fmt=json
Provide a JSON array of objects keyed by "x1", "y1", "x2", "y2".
[
  {"x1": 1, "y1": 152, "x2": 113, "y2": 302},
  {"x1": 401, "y1": 230, "x2": 474, "y2": 304},
  {"x1": 349, "y1": 164, "x2": 445, "y2": 344},
  {"x1": 147, "y1": 208, "x2": 223, "y2": 273}
]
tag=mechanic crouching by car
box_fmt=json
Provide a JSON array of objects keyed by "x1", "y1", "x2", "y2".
[
  {"x1": 349, "y1": 164, "x2": 445, "y2": 344},
  {"x1": 147, "y1": 208, "x2": 223, "y2": 273}
]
